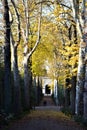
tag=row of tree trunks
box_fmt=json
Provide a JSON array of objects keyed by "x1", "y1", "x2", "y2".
[
  {"x1": 76, "y1": 1, "x2": 87, "y2": 119},
  {"x1": 3, "y1": 0, "x2": 12, "y2": 114},
  {"x1": 71, "y1": 0, "x2": 87, "y2": 119},
  {"x1": 64, "y1": 22, "x2": 77, "y2": 114},
  {"x1": 2, "y1": 0, "x2": 42, "y2": 115},
  {"x1": 3, "y1": 0, "x2": 87, "y2": 119},
  {"x1": 64, "y1": 76, "x2": 76, "y2": 115}
]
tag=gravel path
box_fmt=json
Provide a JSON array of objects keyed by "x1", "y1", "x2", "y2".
[
  {"x1": 0, "y1": 96, "x2": 86, "y2": 130},
  {"x1": 6, "y1": 110, "x2": 86, "y2": 130}
]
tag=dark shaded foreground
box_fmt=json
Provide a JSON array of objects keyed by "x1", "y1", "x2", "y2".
[
  {"x1": 0, "y1": 96, "x2": 86, "y2": 130},
  {"x1": 1, "y1": 110, "x2": 86, "y2": 130}
]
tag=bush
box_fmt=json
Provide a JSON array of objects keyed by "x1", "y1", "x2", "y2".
[
  {"x1": 74, "y1": 115, "x2": 87, "y2": 128},
  {"x1": 61, "y1": 107, "x2": 72, "y2": 117}
]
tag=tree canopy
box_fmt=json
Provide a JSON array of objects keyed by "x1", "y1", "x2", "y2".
[{"x1": 0, "y1": 0, "x2": 87, "y2": 121}]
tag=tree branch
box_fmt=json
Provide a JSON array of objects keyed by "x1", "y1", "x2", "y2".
[
  {"x1": 35, "y1": 0, "x2": 54, "y2": 5},
  {"x1": 27, "y1": 1, "x2": 42, "y2": 58},
  {"x1": 11, "y1": 0, "x2": 21, "y2": 43}
]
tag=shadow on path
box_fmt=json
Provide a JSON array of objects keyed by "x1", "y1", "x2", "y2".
[
  {"x1": 0, "y1": 96, "x2": 86, "y2": 130},
  {"x1": 39, "y1": 96, "x2": 55, "y2": 106},
  {"x1": 36, "y1": 96, "x2": 61, "y2": 111}
]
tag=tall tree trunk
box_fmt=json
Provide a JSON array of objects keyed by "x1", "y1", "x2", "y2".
[
  {"x1": 33, "y1": 76, "x2": 37, "y2": 105},
  {"x1": 2, "y1": 0, "x2": 11, "y2": 114},
  {"x1": 75, "y1": 47, "x2": 85, "y2": 115},
  {"x1": 75, "y1": 0, "x2": 86, "y2": 116},
  {"x1": 28, "y1": 59, "x2": 33, "y2": 109},
  {"x1": 11, "y1": 43, "x2": 22, "y2": 114},
  {"x1": 23, "y1": 58, "x2": 32, "y2": 110},
  {"x1": 22, "y1": 0, "x2": 42, "y2": 109},
  {"x1": 37, "y1": 76, "x2": 40, "y2": 105},
  {"x1": 65, "y1": 78, "x2": 70, "y2": 108},
  {"x1": 69, "y1": 23, "x2": 77, "y2": 115},
  {"x1": 54, "y1": 79, "x2": 59, "y2": 105},
  {"x1": 22, "y1": 0, "x2": 31, "y2": 110},
  {"x1": 84, "y1": 58, "x2": 87, "y2": 119},
  {"x1": 23, "y1": 58, "x2": 30, "y2": 109},
  {"x1": 65, "y1": 88, "x2": 70, "y2": 108},
  {"x1": 83, "y1": 0, "x2": 87, "y2": 119},
  {"x1": 10, "y1": 0, "x2": 22, "y2": 115},
  {"x1": 71, "y1": 0, "x2": 86, "y2": 116},
  {"x1": 70, "y1": 76, "x2": 76, "y2": 114}
]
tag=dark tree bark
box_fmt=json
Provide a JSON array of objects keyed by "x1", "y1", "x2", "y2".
[
  {"x1": 33, "y1": 76, "x2": 37, "y2": 105},
  {"x1": 22, "y1": 0, "x2": 42, "y2": 110},
  {"x1": 83, "y1": 0, "x2": 87, "y2": 119},
  {"x1": 84, "y1": 59, "x2": 87, "y2": 119},
  {"x1": 70, "y1": 76, "x2": 76, "y2": 114},
  {"x1": 11, "y1": 42, "x2": 22, "y2": 114},
  {"x1": 10, "y1": 0, "x2": 22, "y2": 115},
  {"x1": 69, "y1": 24, "x2": 77, "y2": 115},
  {"x1": 65, "y1": 78, "x2": 71, "y2": 108},
  {"x1": 2, "y1": 0, "x2": 11, "y2": 114},
  {"x1": 75, "y1": 0, "x2": 86, "y2": 117},
  {"x1": 37, "y1": 76, "x2": 40, "y2": 105},
  {"x1": 28, "y1": 59, "x2": 33, "y2": 109}
]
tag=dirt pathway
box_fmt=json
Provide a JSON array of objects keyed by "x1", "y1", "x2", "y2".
[
  {"x1": 39, "y1": 96, "x2": 55, "y2": 106},
  {"x1": 0, "y1": 96, "x2": 86, "y2": 130},
  {"x1": 3, "y1": 110, "x2": 85, "y2": 130}
]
